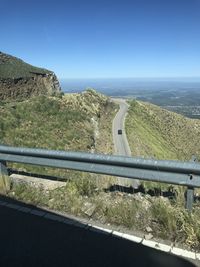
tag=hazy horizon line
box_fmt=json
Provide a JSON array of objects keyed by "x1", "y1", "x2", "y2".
[{"x1": 59, "y1": 76, "x2": 200, "y2": 81}]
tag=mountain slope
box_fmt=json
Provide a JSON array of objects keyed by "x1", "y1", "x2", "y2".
[
  {"x1": 126, "y1": 100, "x2": 200, "y2": 161},
  {"x1": 0, "y1": 51, "x2": 51, "y2": 79},
  {"x1": 0, "y1": 89, "x2": 116, "y2": 153},
  {"x1": 0, "y1": 52, "x2": 61, "y2": 100},
  {"x1": 0, "y1": 89, "x2": 117, "y2": 177}
]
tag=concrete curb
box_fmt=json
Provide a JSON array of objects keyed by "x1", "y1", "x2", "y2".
[{"x1": 0, "y1": 200, "x2": 198, "y2": 262}]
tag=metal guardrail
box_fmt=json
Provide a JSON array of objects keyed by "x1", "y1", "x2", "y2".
[{"x1": 0, "y1": 145, "x2": 199, "y2": 210}]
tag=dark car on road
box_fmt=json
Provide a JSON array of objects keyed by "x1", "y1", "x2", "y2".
[{"x1": 118, "y1": 129, "x2": 122, "y2": 135}]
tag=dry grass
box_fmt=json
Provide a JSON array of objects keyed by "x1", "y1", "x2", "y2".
[
  {"x1": 9, "y1": 179, "x2": 200, "y2": 251},
  {"x1": 126, "y1": 100, "x2": 200, "y2": 161}
]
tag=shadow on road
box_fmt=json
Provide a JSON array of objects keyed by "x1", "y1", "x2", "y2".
[{"x1": 0, "y1": 194, "x2": 196, "y2": 267}]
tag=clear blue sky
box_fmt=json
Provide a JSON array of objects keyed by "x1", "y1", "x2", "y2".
[{"x1": 1, "y1": 0, "x2": 200, "y2": 79}]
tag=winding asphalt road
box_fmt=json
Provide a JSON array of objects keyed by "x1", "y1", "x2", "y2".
[
  {"x1": 112, "y1": 98, "x2": 140, "y2": 188},
  {"x1": 112, "y1": 98, "x2": 131, "y2": 156}
]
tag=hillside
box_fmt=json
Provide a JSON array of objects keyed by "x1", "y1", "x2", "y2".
[
  {"x1": 126, "y1": 100, "x2": 200, "y2": 161},
  {"x1": 0, "y1": 52, "x2": 51, "y2": 78},
  {"x1": 0, "y1": 52, "x2": 61, "y2": 100},
  {"x1": 0, "y1": 89, "x2": 116, "y2": 177},
  {"x1": 0, "y1": 89, "x2": 115, "y2": 153}
]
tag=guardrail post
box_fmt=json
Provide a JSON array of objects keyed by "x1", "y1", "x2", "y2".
[
  {"x1": 185, "y1": 156, "x2": 197, "y2": 211},
  {"x1": 186, "y1": 186, "x2": 194, "y2": 211},
  {"x1": 0, "y1": 161, "x2": 10, "y2": 193}
]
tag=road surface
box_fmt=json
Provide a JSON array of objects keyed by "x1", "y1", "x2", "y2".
[
  {"x1": 0, "y1": 195, "x2": 196, "y2": 267},
  {"x1": 112, "y1": 98, "x2": 139, "y2": 188},
  {"x1": 112, "y1": 98, "x2": 131, "y2": 156}
]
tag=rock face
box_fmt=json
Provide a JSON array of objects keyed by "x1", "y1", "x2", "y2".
[
  {"x1": 0, "y1": 52, "x2": 61, "y2": 101},
  {"x1": 0, "y1": 73, "x2": 61, "y2": 101}
]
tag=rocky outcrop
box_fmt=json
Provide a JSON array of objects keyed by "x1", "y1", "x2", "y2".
[
  {"x1": 0, "y1": 72, "x2": 61, "y2": 101},
  {"x1": 0, "y1": 52, "x2": 61, "y2": 101}
]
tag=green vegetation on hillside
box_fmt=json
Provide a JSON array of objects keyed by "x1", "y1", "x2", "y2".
[
  {"x1": 122, "y1": 100, "x2": 200, "y2": 250},
  {"x1": 0, "y1": 96, "x2": 90, "y2": 150},
  {"x1": 0, "y1": 52, "x2": 50, "y2": 79},
  {"x1": 0, "y1": 89, "x2": 117, "y2": 177},
  {"x1": 126, "y1": 100, "x2": 200, "y2": 161},
  {"x1": 0, "y1": 89, "x2": 114, "y2": 150}
]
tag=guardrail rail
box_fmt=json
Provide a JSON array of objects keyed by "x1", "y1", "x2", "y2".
[{"x1": 0, "y1": 145, "x2": 199, "y2": 210}]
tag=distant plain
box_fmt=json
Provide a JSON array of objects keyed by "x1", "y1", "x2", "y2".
[{"x1": 61, "y1": 78, "x2": 200, "y2": 118}]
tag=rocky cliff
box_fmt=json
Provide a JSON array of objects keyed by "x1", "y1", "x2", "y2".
[{"x1": 0, "y1": 52, "x2": 61, "y2": 101}]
